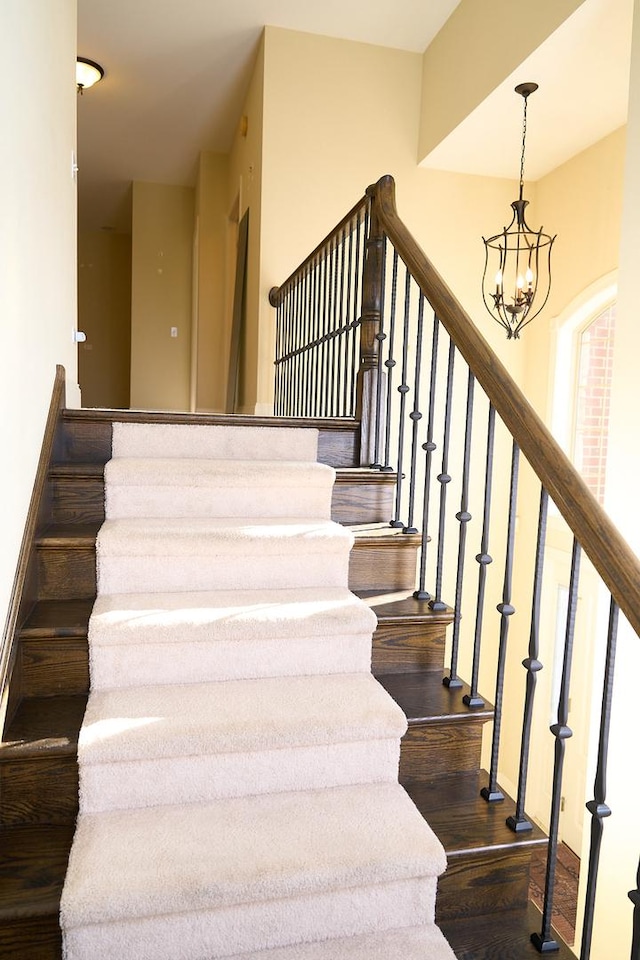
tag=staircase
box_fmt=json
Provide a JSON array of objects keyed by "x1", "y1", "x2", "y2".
[{"x1": 0, "y1": 406, "x2": 576, "y2": 959}]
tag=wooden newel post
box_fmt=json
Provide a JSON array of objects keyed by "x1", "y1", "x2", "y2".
[{"x1": 356, "y1": 190, "x2": 386, "y2": 465}]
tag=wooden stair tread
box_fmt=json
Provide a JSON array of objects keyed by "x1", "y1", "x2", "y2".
[
  {"x1": 356, "y1": 589, "x2": 453, "y2": 623},
  {"x1": 441, "y1": 901, "x2": 575, "y2": 959},
  {"x1": 405, "y1": 772, "x2": 547, "y2": 858},
  {"x1": 20, "y1": 600, "x2": 93, "y2": 638},
  {"x1": 36, "y1": 524, "x2": 100, "y2": 547},
  {"x1": 351, "y1": 522, "x2": 421, "y2": 542},
  {"x1": 50, "y1": 463, "x2": 104, "y2": 478},
  {"x1": 335, "y1": 468, "x2": 397, "y2": 484},
  {"x1": 377, "y1": 671, "x2": 494, "y2": 723},
  {"x1": 2, "y1": 696, "x2": 86, "y2": 758},
  {"x1": 0, "y1": 824, "x2": 74, "y2": 918},
  {"x1": 62, "y1": 410, "x2": 359, "y2": 429}
]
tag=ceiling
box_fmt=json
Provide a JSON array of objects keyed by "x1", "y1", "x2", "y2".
[
  {"x1": 76, "y1": 0, "x2": 462, "y2": 231},
  {"x1": 77, "y1": 0, "x2": 634, "y2": 233},
  {"x1": 421, "y1": 0, "x2": 634, "y2": 181}
]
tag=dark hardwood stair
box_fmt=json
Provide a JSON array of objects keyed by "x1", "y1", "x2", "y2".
[{"x1": 0, "y1": 408, "x2": 574, "y2": 958}]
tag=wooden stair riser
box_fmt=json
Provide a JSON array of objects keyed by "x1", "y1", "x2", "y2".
[
  {"x1": 399, "y1": 721, "x2": 487, "y2": 782},
  {"x1": 0, "y1": 756, "x2": 78, "y2": 826},
  {"x1": 0, "y1": 916, "x2": 62, "y2": 960},
  {"x1": 50, "y1": 474, "x2": 104, "y2": 526},
  {"x1": 436, "y1": 847, "x2": 533, "y2": 923},
  {"x1": 36, "y1": 546, "x2": 96, "y2": 602},
  {"x1": 349, "y1": 536, "x2": 420, "y2": 591},
  {"x1": 59, "y1": 414, "x2": 361, "y2": 469},
  {"x1": 371, "y1": 619, "x2": 448, "y2": 674},
  {"x1": 48, "y1": 470, "x2": 397, "y2": 527},
  {"x1": 35, "y1": 538, "x2": 418, "y2": 600},
  {"x1": 18, "y1": 612, "x2": 449, "y2": 699},
  {"x1": 19, "y1": 639, "x2": 89, "y2": 698}
]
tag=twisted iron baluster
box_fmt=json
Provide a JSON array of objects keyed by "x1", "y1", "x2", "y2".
[
  {"x1": 404, "y1": 290, "x2": 425, "y2": 535},
  {"x1": 391, "y1": 265, "x2": 412, "y2": 527},
  {"x1": 430, "y1": 339, "x2": 455, "y2": 612},
  {"x1": 371, "y1": 235, "x2": 387, "y2": 468},
  {"x1": 414, "y1": 314, "x2": 440, "y2": 601},
  {"x1": 311, "y1": 258, "x2": 320, "y2": 417},
  {"x1": 482, "y1": 441, "x2": 520, "y2": 802},
  {"x1": 444, "y1": 366, "x2": 474, "y2": 689},
  {"x1": 580, "y1": 597, "x2": 619, "y2": 960},
  {"x1": 507, "y1": 486, "x2": 549, "y2": 832},
  {"x1": 329, "y1": 235, "x2": 338, "y2": 416},
  {"x1": 464, "y1": 403, "x2": 496, "y2": 708},
  {"x1": 531, "y1": 538, "x2": 581, "y2": 953},
  {"x1": 336, "y1": 229, "x2": 346, "y2": 417},
  {"x1": 381, "y1": 249, "x2": 399, "y2": 472},
  {"x1": 349, "y1": 212, "x2": 363, "y2": 418}
]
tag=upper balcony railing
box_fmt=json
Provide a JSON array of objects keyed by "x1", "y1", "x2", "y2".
[{"x1": 270, "y1": 175, "x2": 640, "y2": 960}]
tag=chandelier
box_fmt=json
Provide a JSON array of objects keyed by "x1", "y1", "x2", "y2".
[{"x1": 482, "y1": 82, "x2": 555, "y2": 339}]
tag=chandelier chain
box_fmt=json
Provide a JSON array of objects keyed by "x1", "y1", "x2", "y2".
[{"x1": 520, "y1": 96, "x2": 528, "y2": 187}]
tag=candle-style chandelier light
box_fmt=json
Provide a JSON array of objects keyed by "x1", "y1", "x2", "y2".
[{"x1": 482, "y1": 82, "x2": 555, "y2": 339}]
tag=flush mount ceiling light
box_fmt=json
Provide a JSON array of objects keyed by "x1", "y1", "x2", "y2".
[
  {"x1": 76, "y1": 57, "x2": 104, "y2": 94},
  {"x1": 482, "y1": 83, "x2": 556, "y2": 340}
]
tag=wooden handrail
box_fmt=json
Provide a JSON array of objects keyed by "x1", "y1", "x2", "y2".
[
  {"x1": 1, "y1": 364, "x2": 66, "y2": 735},
  {"x1": 370, "y1": 174, "x2": 640, "y2": 637}
]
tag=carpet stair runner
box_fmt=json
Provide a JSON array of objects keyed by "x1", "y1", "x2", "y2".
[{"x1": 60, "y1": 422, "x2": 457, "y2": 960}]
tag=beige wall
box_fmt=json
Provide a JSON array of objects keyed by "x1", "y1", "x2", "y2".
[
  {"x1": 227, "y1": 38, "x2": 265, "y2": 414},
  {"x1": 0, "y1": 0, "x2": 78, "y2": 634},
  {"x1": 194, "y1": 152, "x2": 230, "y2": 412},
  {"x1": 257, "y1": 27, "x2": 524, "y2": 414},
  {"x1": 524, "y1": 127, "x2": 626, "y2": 423},
  {"x1": 130, "y1": 182, "x2": 194, "y2": 410},
  {"x1": 418, "y1": 0, "x2": 585, "y2": 162},
  {"x1": 78, "y1": 230, "x2": 132, "y2": 408}
]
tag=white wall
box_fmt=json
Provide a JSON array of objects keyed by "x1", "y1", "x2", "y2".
[{"x1": 0, "y1": 0, "x2": 79, "y2": 631}]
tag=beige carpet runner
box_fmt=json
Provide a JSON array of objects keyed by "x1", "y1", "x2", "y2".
[{"x1": 60, "y1": 421, "x2": 457, "y2": 960}]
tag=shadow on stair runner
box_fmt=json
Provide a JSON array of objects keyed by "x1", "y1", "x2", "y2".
[{"x1": 529, "y1": 842, "x2": 579, "y2": 945}]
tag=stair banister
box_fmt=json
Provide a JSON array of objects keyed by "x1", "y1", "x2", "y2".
[
  {"x1": 270, "y1": 173, "x2": 640, "y2": 958},
  {"x1": 370, "y1": 174, "x2": 640, "y2": 637}
]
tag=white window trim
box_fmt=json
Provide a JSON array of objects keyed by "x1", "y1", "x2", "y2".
[{"x1": 549, "y1": 273, "x2": 618, "y2": 457}]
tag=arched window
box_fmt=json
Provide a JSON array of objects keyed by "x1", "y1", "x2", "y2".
[
  {"x1": 551, "y1": 278, "x2": 617, "y2": 505},
  {"x1": 571, "y1": 303, "x2": 616, "y2": 503}
]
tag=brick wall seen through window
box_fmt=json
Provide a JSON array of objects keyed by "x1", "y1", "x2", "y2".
[{"x1": 572, "y1": 303, "x2": 616, "y2": 504}]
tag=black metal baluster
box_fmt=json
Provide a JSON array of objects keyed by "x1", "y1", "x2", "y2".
[
  {"x1": 284, "y1": 292, "x2": 293, "y2": 416},
  {"x1": 414, "y1": 314, "x2": 440, "y2": 601},
  {"x1": 349, "y1": 212, "x2": 363, "y2": 417},
  {"x1": 532, "y1": 538, "x2": 581, "y2": 953},
  {"x1": 292, "y1": 276, "x2": 301, "y2": 416},
  {"x1": 343, "y1": 221, "x2": 355, "y2": 417},
  {"x1": 580, "y1": 597, "x2": 619, "y2": 960},
  {"x1": 464, "y1": 403, "x2": 496, "y2": 708},
  {"x1": 322, "y1": 247, "x2": 332, "y2": 418},
  {"x1": 482, "y1": 441, "x2": 520, "y2": 802},
  {"x1": 391, "y1": 265, "x2": 412, "y2": 526},
  {"x1": 334, "y1": 233, "x2": 347, "y2": 417},
  {"x1": 328, "y1": 236, "x2": 338, "y2": 416},
  {"x1": 443, "y1": 366, "x2": 474, "y2": 689},
  {"x1": 630, "y1": 859, "x2": 640, "y2": 960},
  {"x1": 430, "y1": 339, "x2": 455, "y2": 612},
  {"x1": 381, "y1": 248, "x2": 399, "y2": 472},
  {"x1": 404, "y1": 290, "x2": 425, "y2": 535},
  {"x1": 508, "y1": 486, "x2": 549, "y2": 832},
  {"x1": 302, "y1": 268, "x2": 311, "y2": 418},
  {"x1": 313, "y1": 256, "x2": 322, "y2": 418},
  {"x1": 371, "y1": 235, "x2": 387, "y2": 468},
  {"x1": 274, "y1": 300, "x2": 282, "y2": 416}
]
